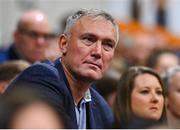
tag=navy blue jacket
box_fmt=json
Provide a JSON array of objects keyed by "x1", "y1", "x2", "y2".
[
  {"x1": 6, "y1": 59, "x2": 114, "y2": 129},
  {"x1": 0, "y1": 44, "x2": 21, "y2": 63}
]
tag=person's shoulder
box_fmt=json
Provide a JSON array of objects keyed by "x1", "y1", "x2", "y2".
[
  {"x1": 6, "y1": 59, "x2": 63, "y2": 93},
  {"x1": 0, "y1": 44, "x2": 20, "y2": 62},
  {"x1": 29, "y1": 60, "x2": 58, "y2": 72},
  {"x1": 17, "y1": 60, "x2": 60, "y2": 82},
  {"x1": 0, "y1": 48, "x2": 9, "y2": 63},
  {"x1": 31, "y1": 60, "x2": 57, "y2": 72}
]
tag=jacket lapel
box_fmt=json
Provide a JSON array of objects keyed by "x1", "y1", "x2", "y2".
[{"x1": 54, "y1": 59, "x2": 78, "y2": 128}]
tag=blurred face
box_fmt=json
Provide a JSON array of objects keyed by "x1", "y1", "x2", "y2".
[
  {"x1": 131, "y1": 33, "x2": 154, "y2": 65},
  {"x1": 60, "y1": 16, "x2": 117, "y2": 81},
  {"x1": 131, "y1": 73, "x2": 164, "y2": 120},
  {"x1": 10, "y1": 102, "x2": 64, "y2": 129},
  {"x1": 167, "y1": 72, "x2": 180, "y2": 117},
  {"x1": 14, "y1": 16, "x2": 53, "y2": 63},
  {"x1": 155, "y1": 53, "x2": 179, "y2": 74}
]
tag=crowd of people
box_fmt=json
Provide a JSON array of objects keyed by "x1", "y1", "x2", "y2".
[{"x1": 0, "y1": 8, "x2": 179, "y2": 129}]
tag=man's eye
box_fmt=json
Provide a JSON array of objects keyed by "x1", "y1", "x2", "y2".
[
  {"x1": 82, "y1": 37, "x2": 96, "y2": 45},
  {"x1": 28, "y1": 32, "x2": 39, "y2": 38},
  {"x1": 102, "y1": 41, "x2": 114, "y2": 51},
  {"x1": 84, "y1": 37, "x2": 95, "y2": 42}
]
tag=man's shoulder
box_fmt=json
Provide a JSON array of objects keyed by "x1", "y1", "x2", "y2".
[
  {"x1": 6, "y1": 59, "x2": 62, "y2": 85},
  {"x1": 21, "y1": 60, "x2": 55, "y2": 75},
  {"x1": 29, "y1": 60, "x2": 58, "y2": 73},
  {"x1": 6, "y1": 59, "x2": 68, "y2": 95}
]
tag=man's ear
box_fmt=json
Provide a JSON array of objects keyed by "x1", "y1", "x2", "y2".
[{"x1": 59, "y1": 34, "x2": 68, "y2": 55}]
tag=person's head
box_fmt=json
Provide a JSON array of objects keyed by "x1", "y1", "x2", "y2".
[
  {"x1": 119, "y1": 29, "x2": 155, "y2": 66},
  {"x1": 0, "y1": 60, "x2": 30, "y2": 93},
  {"x1": 0, "y1": 88, "x2": 69, "y2": 129},
  {"x1": 146, "y1": 49, "x2": 179, "y2": 75},
  {"x1": 114, "y1": 66, "x2": 166, "y2": 127},
  {"x1": 59, "y1": 9, "x2": 119, "y2": 82},
  {"x1": 129, "y1": 31, "x2": 155, "y2": 65},
  {"x1": 14, "y1": 9, "x2": 56, "y2": 63},
  {"x1": 162, "y1": 66, "x2": 180, "y2": 119}
]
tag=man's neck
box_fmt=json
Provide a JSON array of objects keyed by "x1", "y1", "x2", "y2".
[{"x1": 62, "y1": 62, "x2": 91, "y2": 105}]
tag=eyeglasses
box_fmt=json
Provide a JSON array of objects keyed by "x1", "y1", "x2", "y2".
[{"x1": 19, "y1": 29, "x2": 57, "y2": 41}]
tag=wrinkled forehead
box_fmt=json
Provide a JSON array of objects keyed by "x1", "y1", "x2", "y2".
[
  {"x1": 74, "y1": 16, "x2": 119, "y2": 43},
  {"x1": 75, "y1": 15, "x2": 115, "y2": 26}
]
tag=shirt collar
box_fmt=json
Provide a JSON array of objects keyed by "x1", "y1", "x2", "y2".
[
  {"x1": 84, "y1": 89, "x2": 91, "y2": 102},
  {"x1": 74, "y1": 89, "x2": 92, "y2": 106}
]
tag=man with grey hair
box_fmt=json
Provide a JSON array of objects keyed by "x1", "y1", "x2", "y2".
[
  {"x1": 162, "y1": 66, "x2": 180, "y2": 128},
  {"x1": 5, "y1": 9, "x2": 120, "y2": 129}
]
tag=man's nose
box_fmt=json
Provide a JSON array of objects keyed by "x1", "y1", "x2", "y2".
[
  {"x1": 36, "y1": 36, "x2": 47, "y2": 46},
  {"x1": 91, "y1": 42, "x2": 102, "y2": 59}
]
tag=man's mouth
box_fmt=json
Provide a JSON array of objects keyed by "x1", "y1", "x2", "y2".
[{"x1": 84, "y1": 61, "x2": 102, "y2": 69}]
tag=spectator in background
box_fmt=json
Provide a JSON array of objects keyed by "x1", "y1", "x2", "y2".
[
  {"x1": 162, "y1": 66, "x2": 180, "y2": 128},
  {"x1": 127, "y1": 31, "x2": 155, "y2": 66},
  {"x1": 119, "y1": 29, "x2": 155, "y2": 67},
  {"x1": 146, "y1": 49, "x2": 179, "y2": 75},
  {"x1": 113, "y1": 66, "x2": 166, "y2": 128},
  {"x1": 5, "y1": 9, "x2": 120, "y2": 129},
  {"x1": 0, "y1": 9, "x2": 57, "y2": 63},
  {"x1": 0, "y1": 60, "x2": 30, "y2": 94},
  {"x1": 0, "y1": 87, "x2": 70, "y2": 128}
]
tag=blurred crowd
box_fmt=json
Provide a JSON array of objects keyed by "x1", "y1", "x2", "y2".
[{"x1": 0, "y1": 7, "x2": 180, "y2": 129}]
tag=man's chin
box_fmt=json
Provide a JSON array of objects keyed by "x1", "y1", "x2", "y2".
[
  {"x1": 77, "y1": 73, "x2": 102, "y2": 82},
  {"x1": 84, "y1": 74, "x2": 102, "y2": 81}
]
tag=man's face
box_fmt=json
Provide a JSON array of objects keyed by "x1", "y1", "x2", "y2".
[
  {"x1": 61, "y1": 16, "x2": 117, "y2": 81},
  {"x1": 14, "y1": 19, "x2": 53, "y2": 63},
  {"x1": 167, "y1": 72, "x2": 180, "y2": 117}
]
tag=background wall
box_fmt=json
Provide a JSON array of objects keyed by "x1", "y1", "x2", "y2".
[{"x1": 1, "y1": 0, "x2": 180, "y2": 48}]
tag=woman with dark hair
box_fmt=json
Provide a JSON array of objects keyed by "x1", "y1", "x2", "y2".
[{"x1": 113, "y1": 66, "x2": 166, "y2": 128}]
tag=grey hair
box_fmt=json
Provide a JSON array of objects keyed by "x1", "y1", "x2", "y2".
[
  {"x1": 63, "y1": 9, "x2": 119, "y2": 45},
  {"x1": 162, "y1": 65, "x2": 180, "y2": 89}
]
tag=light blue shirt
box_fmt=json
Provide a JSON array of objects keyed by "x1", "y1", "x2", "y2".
[{"x1": 75, "y1": 89, "x2": 91, "y2": 129}]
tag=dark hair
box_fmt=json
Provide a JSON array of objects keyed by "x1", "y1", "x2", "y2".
[{"x1": 113, "y1": 66, "x2": 166, "y2": 128}]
